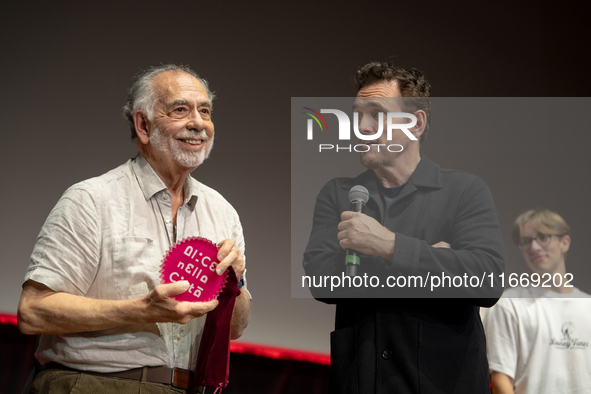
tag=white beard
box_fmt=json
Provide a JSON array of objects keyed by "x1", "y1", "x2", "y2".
[{"x1": 149, "y1": 127, "x2": 214, "y2": 168}]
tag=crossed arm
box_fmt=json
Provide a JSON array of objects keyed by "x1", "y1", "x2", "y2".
[
  {"x1": 337, "y1": 211, "x2": 451, "y2": 259},
  {"x1": 304, "y1": 177, "x2": 504, "y2": 302}
]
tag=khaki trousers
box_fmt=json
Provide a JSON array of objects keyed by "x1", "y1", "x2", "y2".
[{"x1": 30, "y1": 368, "x2": 204, "y2": 394}]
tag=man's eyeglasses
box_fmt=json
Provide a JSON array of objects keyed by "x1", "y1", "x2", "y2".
[{"x1": 518, "y1": 233, "x2": 561, "y2": 249}]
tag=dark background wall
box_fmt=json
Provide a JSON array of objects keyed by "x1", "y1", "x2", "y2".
[{"x1": 1, "y1": 0, "x2": 590, "y2": 358}]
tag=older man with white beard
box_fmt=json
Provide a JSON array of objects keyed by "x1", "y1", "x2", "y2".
[{"x1": 17, "y1": 64, "x2": 250, "y2": 394}]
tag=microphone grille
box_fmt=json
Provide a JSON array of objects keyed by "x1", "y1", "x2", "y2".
[{"x1": 348, "y1": 185, "x2": 370, "y2": 204}]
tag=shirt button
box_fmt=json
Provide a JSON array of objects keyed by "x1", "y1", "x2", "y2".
[
  {"x1": 382, "y1": 350, "x2": 392, "y2": 360},
  {"x1": 176, "y1": 334, "x2": 181, "y2": 340},
  {"x1": 163, "y1": 193, "x2": 169, "y2": 201},
  {"x1": 165, "y1": 218, "x2": 171, "y2": 224}
]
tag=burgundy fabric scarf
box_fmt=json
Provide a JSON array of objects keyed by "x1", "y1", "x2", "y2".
[{"x1": 194, "y1": 266, "x2": 239, "y2": 390}]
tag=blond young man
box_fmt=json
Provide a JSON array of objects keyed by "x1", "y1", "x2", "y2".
[{"x1": 484, "y1": 209, "x2": 591, "y2": 394}]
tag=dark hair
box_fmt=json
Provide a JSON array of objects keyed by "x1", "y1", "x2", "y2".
[
  {"x1": 354, "y1": 61, "x2": 431, "y2": 142},
  {"x1": 122, "y1": 64, "x2": 215, "y2": 140}
]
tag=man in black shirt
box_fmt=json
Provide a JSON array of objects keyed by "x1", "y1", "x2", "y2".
[{"x1": 303, "y1": 61, "x2": 505, "y2": 393}]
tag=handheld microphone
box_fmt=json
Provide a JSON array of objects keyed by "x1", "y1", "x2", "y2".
[{"x1": 345, "y1": 185, "x2": 370, "y2": 277}]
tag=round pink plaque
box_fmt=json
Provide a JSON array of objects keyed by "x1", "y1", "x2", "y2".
[{"x1": 160, "y1": 237, "x2": 227, "y2": 302}]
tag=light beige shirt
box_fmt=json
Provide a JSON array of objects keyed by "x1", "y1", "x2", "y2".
[{"x1": 25, "y1": 153, "x2": 246, "y2": 372}]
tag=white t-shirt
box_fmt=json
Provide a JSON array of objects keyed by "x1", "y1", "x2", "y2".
[{"x1": 484, "y1": 286, "x2": 591, "y2": 394}]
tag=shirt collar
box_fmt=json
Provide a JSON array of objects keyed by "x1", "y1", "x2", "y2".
[
  {"x1": 131, "y1": 152, "x2": 199, "y2": 210},
  {"x1": 341, "y1": 154, "x2": 442, "y2": 192},
  {"x1": 404, "y1": 155, "x2": 442, "y2": 189},
  {"x1": 337, "y1": 155, "x2": 442, "y2": 218}
]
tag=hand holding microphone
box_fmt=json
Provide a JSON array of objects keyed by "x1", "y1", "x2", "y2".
[
  {"x1": 343, "y1": 186, "x2": 369, "y2": 277},
  {"x1": 338, "y1": 185, "x2": 395, "y2": 277}
]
